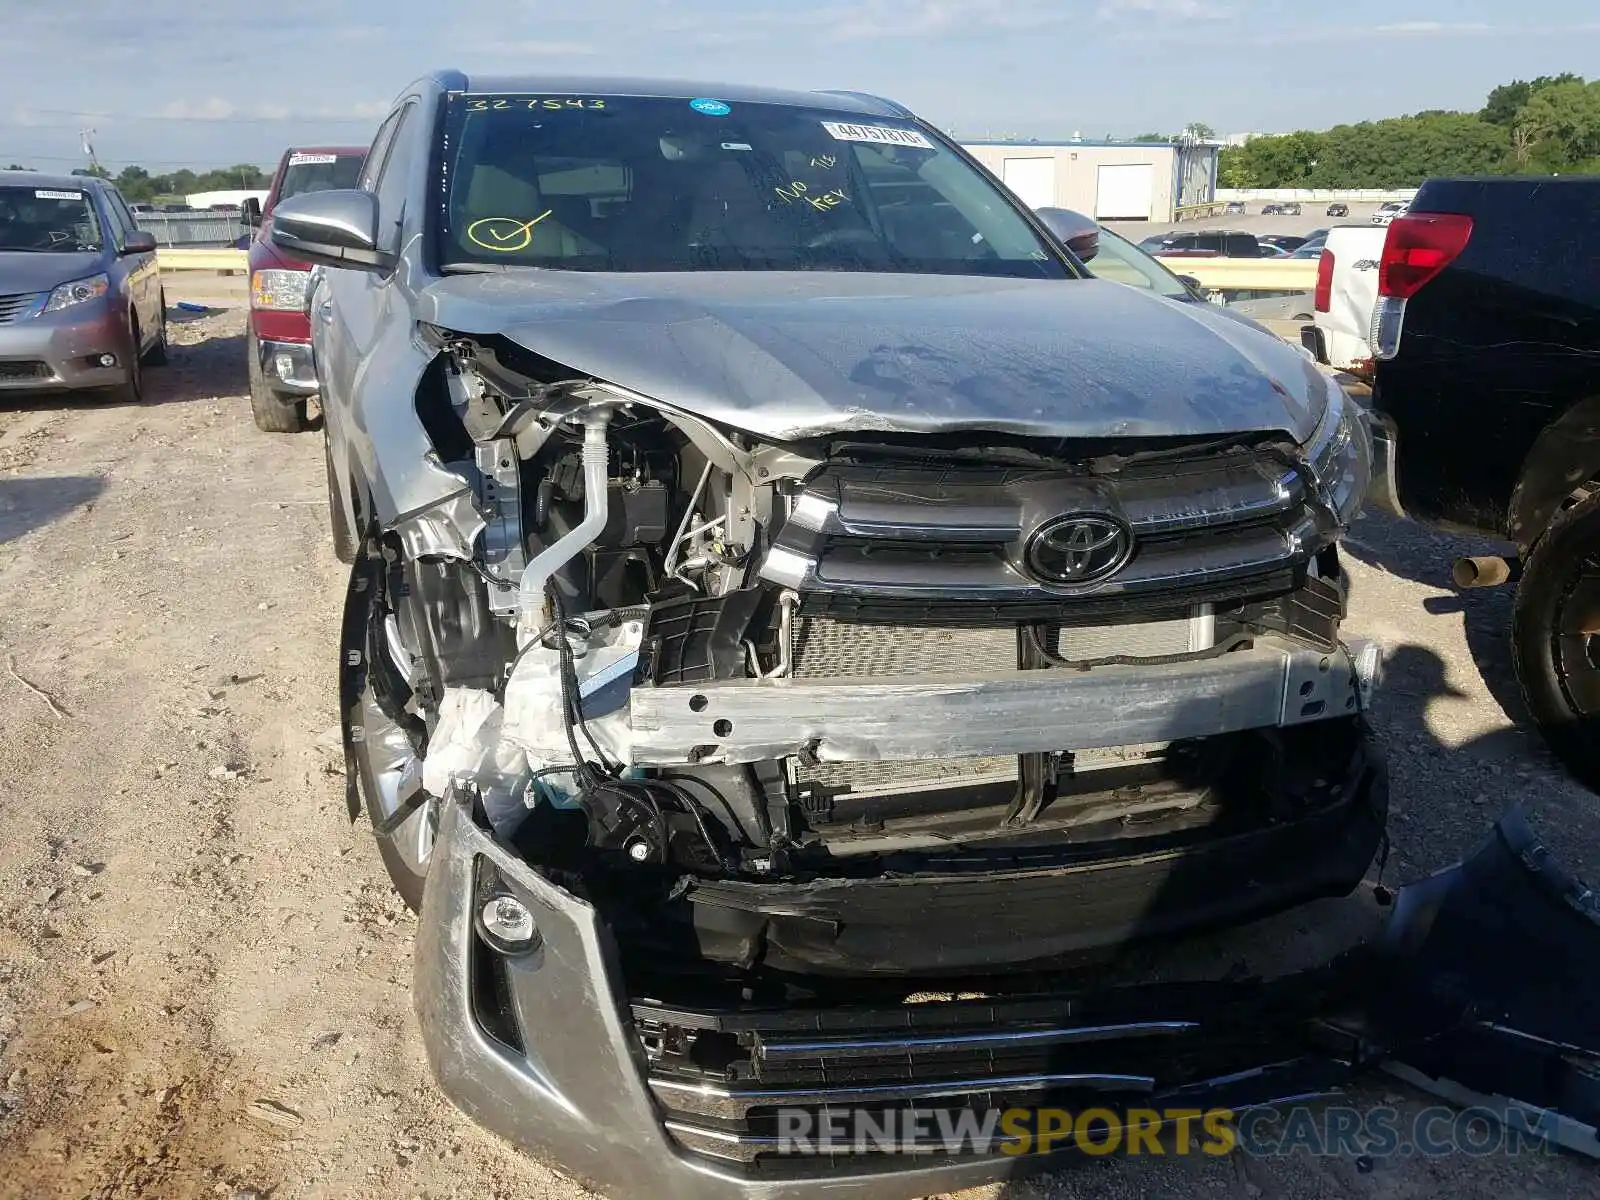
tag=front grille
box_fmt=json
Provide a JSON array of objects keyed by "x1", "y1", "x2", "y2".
[
  {"x1": 0, "y1": 360, "x2": 51, "y2": 383},
  {"x1": 761, "y1": 451, "x2": 1320, "y2": 612},
  {"x1": 0, "y1": 292, "x2": 42, "y2": 325}
]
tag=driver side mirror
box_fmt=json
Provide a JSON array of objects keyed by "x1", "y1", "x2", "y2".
[
  {"x1": 269, "y1": 189, "x2": 391, "y2": 271},
  {"x1": 1033, "y1": 207, "x2": 1100, "y2": 262},
  {"x1": 121, "y1": 230, "x2": 157, "y2": 255}
]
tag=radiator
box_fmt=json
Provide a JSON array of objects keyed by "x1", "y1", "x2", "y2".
[{"x1": 790, "y1": 613, "x2": 1205, "y2": 796}]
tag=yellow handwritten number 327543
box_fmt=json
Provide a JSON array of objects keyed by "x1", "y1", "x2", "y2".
[{"x1": 467, "y1": 212, "x2": 553, "y2": 253}]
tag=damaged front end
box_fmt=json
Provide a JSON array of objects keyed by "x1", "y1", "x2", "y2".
[{"x1": 338, "y1": 327, "x2": 1402, "y2": 1191}]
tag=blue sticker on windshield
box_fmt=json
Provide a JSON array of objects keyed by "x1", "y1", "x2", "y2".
[{"x1": 690, "y1": 98, "x2": 732, "y2": 117}]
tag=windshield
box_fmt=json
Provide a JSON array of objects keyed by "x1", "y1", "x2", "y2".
[
  {"x1": 0, "y1": 185, "x2": 103, "y2": 252},
  {"x1": 275, "y1": 152, "x2": 365, "y2": 207},
  {"x1": 1083, "y1": 227, "x2": 1194, "y2": 300},
  {"x1": 439, "y1": 94, "x2": 1069, "y2": 278}
]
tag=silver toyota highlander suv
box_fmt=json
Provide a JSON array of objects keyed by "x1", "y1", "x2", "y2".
[{"x1": 272, "y1": 73, "x2": 1382, "y2": 1198}]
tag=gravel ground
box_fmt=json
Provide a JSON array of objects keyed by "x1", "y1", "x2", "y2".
[{"x1": 0, "y1": 285, "x2": 1594, "y2": 1199}]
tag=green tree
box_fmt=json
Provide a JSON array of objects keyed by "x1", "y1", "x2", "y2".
[
  {"x1": 1481, "y1": 73, "x2": 1583, "y2": 126},
  {"x1": 1517, "y1": 79, "x2": 1600, "y2": 169}
]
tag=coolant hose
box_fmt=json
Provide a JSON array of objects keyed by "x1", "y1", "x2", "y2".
[{"x1": 516, "y1": 409, "x2": 612, "y2": 642}]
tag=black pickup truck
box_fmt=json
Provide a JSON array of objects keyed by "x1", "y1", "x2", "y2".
[{"x1": 1369, "y1": 176, "x2": 1600, "y2": 789}]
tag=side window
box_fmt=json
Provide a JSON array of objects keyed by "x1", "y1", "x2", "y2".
[
  {"x1": 106, "y1": 189, "x2": 140, "y2": 246},
  {"x1": 99, "y1": 189, "x2": 131, "y2": 247},
  {"x1": 371, "y1": 102, "x2": 418, "y2": 254},
  {"x1": 359, "y1": 109, "x2": 404, "y2": 192}
]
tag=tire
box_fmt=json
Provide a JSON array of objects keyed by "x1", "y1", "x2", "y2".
[
  {"x1": 343, "y1": 552, "x2": 431, "y2": 911},
  {"x1": 142, "y1": 292, "x2": 168, "y2": 366},
  {"x1": 1512, "y1": 489, "x2": 1600, "y2": 792},
  {"x1": 326, "y1": 435, "x2": 359, "y2": 564},
  {"x1": 109, "y1": 312, "x2": 143, "y2": 404},
  {"x1": 247, "y1": 330, "x2": 308, "y2": 433}
]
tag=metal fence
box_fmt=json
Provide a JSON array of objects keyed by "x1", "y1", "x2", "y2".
[{"x1": 132, "y1": 210, "x2": 247, "y2": 248}]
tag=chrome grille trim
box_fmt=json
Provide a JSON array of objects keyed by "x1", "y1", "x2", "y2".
[
  {"x1": 762, "y1": 453, "x2": 1319, "y2": 603},
  {"x1": 0, "y1": 292, "x2": 43, "y2": 325}
]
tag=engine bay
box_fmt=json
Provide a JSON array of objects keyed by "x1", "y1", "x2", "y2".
[{"x1": 349, "y1": 329, "x2": 1383, "y2": 978}]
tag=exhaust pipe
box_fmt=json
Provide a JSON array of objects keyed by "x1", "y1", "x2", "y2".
[
  {"x1": 516, "y1": 408, "x2": 612, "y2": 641},
  {"x1": 1452, "y1": 555, "x2": 1520, "y2": 590}
]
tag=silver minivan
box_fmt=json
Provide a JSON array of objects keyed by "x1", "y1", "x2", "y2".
[{"x1": 0, "y1": 170, "x2": 166, "y2": 401}]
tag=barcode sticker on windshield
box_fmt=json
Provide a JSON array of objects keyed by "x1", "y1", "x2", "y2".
[
  {"x1": 820, "y1": 122, "x2": 932, "y2": 149},
  {"x1": 35, "y1": 189, "x2": 82, "y2": 200},
  {"x1": 288, "y1": 153, "x2": 338, "y2": 166}
]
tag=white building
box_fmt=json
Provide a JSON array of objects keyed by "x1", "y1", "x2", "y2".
[
  {"x1": 960, "y1": 139, "x2": 1220, "y2": 223},
  {"x1": 184, "y1": 189, "x2": 269, "y2": 210}
]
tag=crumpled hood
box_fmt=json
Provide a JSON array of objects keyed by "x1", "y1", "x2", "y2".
[
  {"x1": 0, "y1": 250, "x2": 106, "y2": 295},
  {"x1": 416, "y1": 271, "x2": 1329, "y2": 444}
]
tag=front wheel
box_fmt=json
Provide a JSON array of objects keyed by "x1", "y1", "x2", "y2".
[
  {"x1": 1513, "y1": 488, "x2": 1600, "y2": 791},
  {"x1": 108, "y1": 313, "x2": 143, "y2": 403},
  {"x1": 247, "y1": 331, "x2": 308, "y2": 433},
  {"x1": 342, "y1": 550, "x2": 432, "y2": 910},
  {"x1": 142, "y1": 291, "x2": 168, "y2": 366}
]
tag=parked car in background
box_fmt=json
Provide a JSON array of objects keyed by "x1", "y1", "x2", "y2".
[
  {"x1": 1224, "y1": 200, "x2": 1247, "y2": 215},
  {"x1": 274, "y1": 72, "x2": 1382, "y2": 1197},
  {"x1": 0, "y1": 169, "x2": 166, "y2": 402},
  {"x1": 1327, "y1": 203, "x2": 1350, "y2": 217},
  {"x1": 1367, "y1": 177, "x2": 1600, "y2": 790},
  {"x1": 1145, "y1": 228, "x2": 1265, "y2": 257},
  {"x1": 242, "y1": 146, "x2": 365, "y2": 431},
  {"x1": 1372, "y1": 201, "x2": 1409, "y2": 226},
  {"x1": 1039, "y1": 208, "x2": 1292, "y2": 329},
  {"x1": 1262, "y1": 202, "x2": 1303, "y2": 216},
  {"x1": 1258, "y1": 234, "x2": 1308, "y2": 252},
  {"x1": 1304, "y1": 225, "x2": 1385, "y2": 374}
]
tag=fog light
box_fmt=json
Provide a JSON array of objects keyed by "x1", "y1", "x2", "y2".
[
  {"x1": 478, "y1": 894, "x2": 541, "y2": 954},
  {"x1": 98, "y1": 353, "x2": 117, "y2": 368}
]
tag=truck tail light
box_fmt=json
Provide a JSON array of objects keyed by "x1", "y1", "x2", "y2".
[
  {"x1": 1314, "y1": 249, "x2": 1334, "y2": 313},
  {"x1": 1371, "y1": 212, "x2": 1473, "y2": 360}
]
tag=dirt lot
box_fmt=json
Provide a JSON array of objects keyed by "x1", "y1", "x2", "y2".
[{"x1": 1, "y1": 284, "x2": 1595, "y2": 1199}]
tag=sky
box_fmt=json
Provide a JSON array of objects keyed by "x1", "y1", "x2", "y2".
[{"x1": 2, "y1": 0, "x2": 1596, "y2": 172}]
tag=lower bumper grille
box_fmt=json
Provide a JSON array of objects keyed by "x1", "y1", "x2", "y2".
[
  {"x1": 0, "y1": 360, "x2": 52, "y2": 383},
  {"x1": 634, "y1": 986, "x2": 1347, "y2": 1166}
]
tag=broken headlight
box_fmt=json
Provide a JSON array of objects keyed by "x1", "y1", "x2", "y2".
[{"x1": 1303, "y1": 377, "x2": 1373, "y2": 524}]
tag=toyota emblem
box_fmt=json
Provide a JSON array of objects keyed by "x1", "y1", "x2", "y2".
[{"x1": 1024, "y1": 514, "x2": 1134, "y2": 585}]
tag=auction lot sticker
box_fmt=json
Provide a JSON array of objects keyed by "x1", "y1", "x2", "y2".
[
  {"x1": 821, "y1": 122, "x2": 933, "y2": 148},
  {"x1": 35, "y1": 190, "x2": 83, "y2": 200}
]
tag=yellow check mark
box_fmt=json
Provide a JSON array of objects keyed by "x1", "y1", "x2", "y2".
[{"x1": 466, "y1": 211, "x2": 554, "y2": 252}]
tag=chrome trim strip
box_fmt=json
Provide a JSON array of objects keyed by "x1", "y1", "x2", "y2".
[
  {"x1": 649, "y1": 1071, "x2": 1156, "y2": 1119},
  {"x1": 756, "y1": 1020, "x2": 1199, "y2": 1061}
]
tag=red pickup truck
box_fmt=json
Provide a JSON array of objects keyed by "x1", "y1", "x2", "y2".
[{"x1": 245, "y1": 146, "x2": 365, "y2": 431}]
